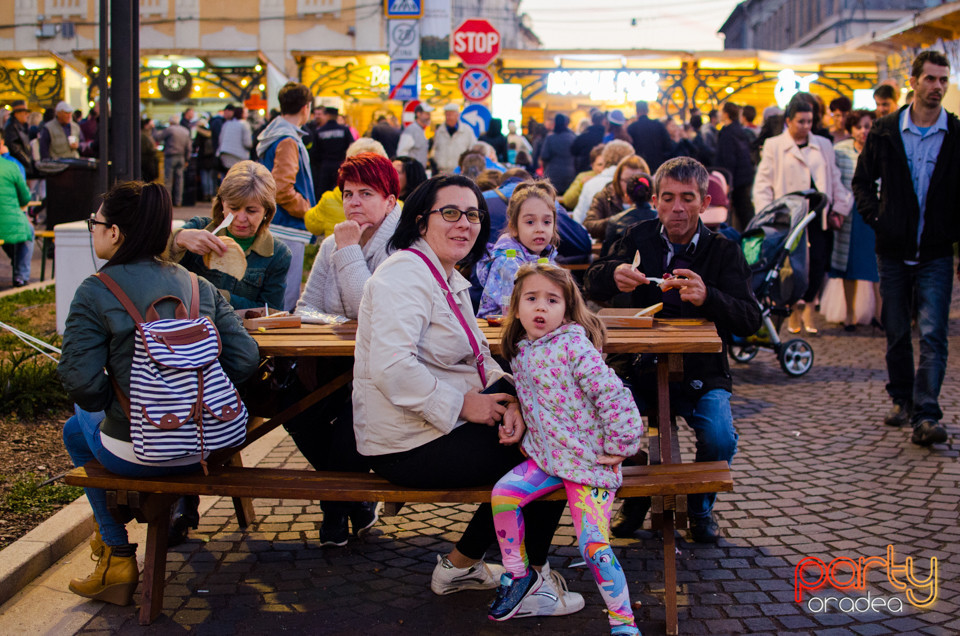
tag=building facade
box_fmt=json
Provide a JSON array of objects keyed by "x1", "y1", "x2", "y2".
[{"x1": 720, "y1": 0, "x2": 936, "y2": 50}]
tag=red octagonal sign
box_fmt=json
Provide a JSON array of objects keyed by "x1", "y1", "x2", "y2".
[{"x1": 453, "y1": 19, "x2": 501, "y2": 67}]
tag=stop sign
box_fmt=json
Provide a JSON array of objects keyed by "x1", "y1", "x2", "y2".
[{"x1": 453, "y1": 19, "x2": 501, "y2": 67}]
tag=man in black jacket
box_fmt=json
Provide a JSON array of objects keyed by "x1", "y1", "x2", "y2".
[
  {"x1": 584, "y1": 157, "x2": 761, "y2": 543},
  {"x1": 626, "y1": 100, "x2": 673, "y2": 172},
  {"x1": 3, "y1": 101, "x2": 34, "y2": 177},
  {"x1": 715, "y1": 102, "x2": 755, "y2": 229},
  {"x1": 852, "y1": 50, "x2": 959, "y2": 447},
  {"x1": 571, "y1": 109, "x2": 606, "y2": 172}
]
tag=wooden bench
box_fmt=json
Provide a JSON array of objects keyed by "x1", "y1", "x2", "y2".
[{"x1": 65, "y1": 459, "x2": 733, "y2": 630}]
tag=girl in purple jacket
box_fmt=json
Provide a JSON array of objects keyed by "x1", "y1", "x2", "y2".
[{"x1": 488, "y1": 263, "x2": 643, "y2": 635}]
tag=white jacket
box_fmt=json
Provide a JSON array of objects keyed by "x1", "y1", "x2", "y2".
[
  {"x1": 396, "y1": 123, "x2": 429, "y2": 168},
  {"x1": 432, "y1": 124, "x2": 477, "y2": 173},
  {"x1": 752, "y1": 131, "x2": 852, "y2": 226},
  {"x1": 572, "y1": 165, "x2": 616, "y2": 224},
  {"x1": 352, "y1": 239, "x2": 506, "y2": 455}
]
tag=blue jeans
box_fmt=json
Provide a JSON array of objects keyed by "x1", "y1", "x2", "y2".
[
  {"x1": 62, "y1": 407, "x2": 200, "y2": 546},
  {"x1": 199, "y1": 168, "x2": 217, "y2": 199},
  {"x1": 2, "y1": 224, "x2": 34, "y2": 283},
  {"x1": 635, "y1": 389, "x2": 737, "y2": 519},
  {"x1": 878, "y1": 255, "x2": 954, "y2": 423}
]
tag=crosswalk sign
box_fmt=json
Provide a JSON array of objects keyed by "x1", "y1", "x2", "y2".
[{"x1": 384, "y1": 0, "x2": 423, "y2": 18}]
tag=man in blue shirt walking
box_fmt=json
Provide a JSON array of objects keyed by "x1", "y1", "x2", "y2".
[{"x1": 853, "y1": 50, "x2": 959, "y2": 446}]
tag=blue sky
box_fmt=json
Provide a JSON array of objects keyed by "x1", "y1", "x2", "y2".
[{"x1": 521, "y1": 0, "x2": 742, "y2": 50}]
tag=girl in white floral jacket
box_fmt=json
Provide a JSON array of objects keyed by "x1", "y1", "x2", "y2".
[{"x1": 487, "y1": 262, "x2": 643, "y2": 636}]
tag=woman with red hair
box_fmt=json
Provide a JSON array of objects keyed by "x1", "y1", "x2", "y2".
[{"x1": 286, "y1": 152, "x2": 401, "y2": 546}]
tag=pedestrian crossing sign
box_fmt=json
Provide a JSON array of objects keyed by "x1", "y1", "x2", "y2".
[{"x1": 384, "y1": 0, "x2": 423, "y2": 18}]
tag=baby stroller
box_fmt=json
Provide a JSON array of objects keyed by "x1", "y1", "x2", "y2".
[{"x1": 729, "y1": 190, "x2": 827, "y2": 376}]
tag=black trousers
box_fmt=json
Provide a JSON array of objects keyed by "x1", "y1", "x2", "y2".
[
  {"x1": 367, "y1": 423, "x2": 566, "y2": 564},
  {"x1": 281, "y1": 358, "x2": 370, "y2": 517},
  {"x1": 803, "y1": 221, "x2": 833, "y2": 303},
  {"x1": 730, "y1": 183, "x2": 755, "y2": 231}
]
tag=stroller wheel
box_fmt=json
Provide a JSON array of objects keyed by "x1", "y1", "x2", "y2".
[
  {"x1": 729, "y1": 344, "x2": 759, "y2": 363},
  {"x1": 779, "y1": 339, "x2": 814, "y2": 376}
]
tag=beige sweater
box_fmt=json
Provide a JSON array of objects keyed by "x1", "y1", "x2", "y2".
[{"x1": 352, "y1": 239, "x2": 506, "y2": 456}]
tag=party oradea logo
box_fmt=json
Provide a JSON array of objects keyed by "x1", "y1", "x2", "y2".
[{"x1": 794, "y1": 545, "x2": 937, "y2": 614}]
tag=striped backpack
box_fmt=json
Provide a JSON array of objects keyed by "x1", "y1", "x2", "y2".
[{"x1": 96, "y1": 272, "x2": 247, "y2": 470}]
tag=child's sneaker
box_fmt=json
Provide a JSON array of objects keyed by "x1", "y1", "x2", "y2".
[
  {"x1": 516, "y1": 561, "x2": 585, "y2": 617},
  {"x1": 488, "y1": 570, "x2": 543, "y2": 621},
  {"x1": 430, "y1": 554, "x2": 504, "y2": 595},
  {"x1": 611, "y1": 625, "x2": 641, "y2": 635}
]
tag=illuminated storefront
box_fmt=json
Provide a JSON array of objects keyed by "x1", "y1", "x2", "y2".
[{"x1": 299, "y1": 48, "x2": 879, "y2": 133}]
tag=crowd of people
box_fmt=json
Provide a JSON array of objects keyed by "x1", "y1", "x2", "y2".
[{"x1": 0, "y1": 47, "x2": 952, "y2": 635}]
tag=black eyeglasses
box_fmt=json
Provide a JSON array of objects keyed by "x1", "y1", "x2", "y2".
[
  {"x1": 86, "y1": 215, "x2": 111, "y2": 232},
  {"x1": 428, "y1": 206, "x2": 484, "y2": 224}
]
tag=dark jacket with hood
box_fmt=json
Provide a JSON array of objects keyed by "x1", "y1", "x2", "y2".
[
  {"x1": 584, "y1": 219, "x2": 761, "y2": 402},
  {"x1": 479, "y1": 118, "x2": 509, "y2": 164},
  {"x1": 571, "y1": 124, "x2": 606, "y2": 172},
  {"x1": 852, "y1": 104, "x2": 960, "y2": 264},
  {"x1": 716, "y1": 120, "x2": 755, "y2": 188}
]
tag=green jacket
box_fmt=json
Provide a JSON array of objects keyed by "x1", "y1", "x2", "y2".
[
  {"x1": 58, "y1": 259, "x2": 260, "y2": 443},
  {"x1": 0, "y1": 158, "x2": 31, "y2": 243}
]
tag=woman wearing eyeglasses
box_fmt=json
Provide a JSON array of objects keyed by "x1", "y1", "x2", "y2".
[
  {"x1": 58, "y1": 182, "x2": 259, "y2": 606},
  {"x1": 351, "y1": 175, "x2": 582, "y2": 616}
]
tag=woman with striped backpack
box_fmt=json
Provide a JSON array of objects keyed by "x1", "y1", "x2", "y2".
[{"x1": 58, "y1": 181, "x2": 260, "y2": 606}]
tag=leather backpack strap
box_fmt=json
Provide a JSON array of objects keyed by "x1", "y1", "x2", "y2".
[
  {"x1": 93, "y1": 273, "x2": 136, "y2": 420},
  {"x1": 188, "y1": 272, "x2": 200, "y2": 319},
  {"x1": 405, "y1": 248, "x2": 487, "y2": 387},
  {"x1": 494, "y1": 187, "x2": 509, "y2": 203},
  {"x1": 95, "y1": 272, "x2": 145, "y2": 323}
]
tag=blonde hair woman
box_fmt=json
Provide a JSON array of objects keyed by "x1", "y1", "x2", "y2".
[{"x1": 167, "y1": 160, "x2": 291, "y2": 312}]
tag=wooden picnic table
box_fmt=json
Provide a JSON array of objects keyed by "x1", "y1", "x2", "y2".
[{"x1": 250, "y1": 317, "x2": 722, "y2": 636}]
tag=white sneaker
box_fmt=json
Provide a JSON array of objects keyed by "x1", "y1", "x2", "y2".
[
  {"x1": 515, "y1": 561, "x2": 585, "y2": 617},
  {"x1": 430, "y1": 554, "x2": 505, "y2": 595}
]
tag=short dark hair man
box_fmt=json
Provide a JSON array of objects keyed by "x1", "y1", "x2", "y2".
[
  {"x1": 852, "y1": 50, "x2": 958, "y2": 446},
  {"x1": 571, "y1": 109, "x2": 607, "y2": 173},
  {"x1": 584, "y1": 156, "x2": 761, "y2": 542},
  {"x1": 873, "y1": 84, "x2": 899, "y2": 117},
  {"x1": 626, "y1": 100, "x2": 673, "y2": 172},
  {"x1": 256, "y1": 82, "x2": 317, "y2": 231},
  {"x1": 715, "y1": 102, "x2": 755, "y2": 229},
  {"x1": 310, "y1": 105, "x2": 352, "y2": 198}
]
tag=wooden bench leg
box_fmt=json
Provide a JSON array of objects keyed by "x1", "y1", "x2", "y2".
[
  {"x1": 120, "y1": 492, "x2": 177, "y2": 626},
  {"x1": 226, "y1": 454, "x2": 256, "y2": 528},
  {"x1": 662, "y1": 509, "x2": 679, "y2": 636}
]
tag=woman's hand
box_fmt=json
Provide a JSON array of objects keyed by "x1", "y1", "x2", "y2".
[
  {"x1": 176, "y1": 229, "x2": 226, "y2": 256},
  {"x1": 334, "y1": 219, "x2": 372, "y2": 249},
  {"x1": 459, "y1": 390, "x2": 508, "y2": 426},
  {"x1": 498, "y1": 402, "x2": 526, "y2": 445}
]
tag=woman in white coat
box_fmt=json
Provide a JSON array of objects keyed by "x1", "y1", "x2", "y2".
[{"x1": 753, "y1": 94, "x2": 852, "y2": 334}]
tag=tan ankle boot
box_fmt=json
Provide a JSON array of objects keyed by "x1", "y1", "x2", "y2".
[
  {"x1": 68, "y1": 545, "x2": 139, "y2": 606},
  {"x1": 89, "y1": 530, "x2": 105, "y2": 561}
]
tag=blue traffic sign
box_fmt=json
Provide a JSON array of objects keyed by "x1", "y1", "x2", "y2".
[
  {"x1": 384, "y1": 0, "x2": 422, "y2": 18},
  {"x1": 460, "y1": 104, "x2": 491, "y2": 137}
]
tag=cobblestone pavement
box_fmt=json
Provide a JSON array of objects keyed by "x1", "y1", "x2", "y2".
[{"x1": 73, "y1": 284, "x2": 960, "y2": 635}]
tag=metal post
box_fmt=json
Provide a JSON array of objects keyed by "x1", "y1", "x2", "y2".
[
  {"x1": 110, "y1": 0, "x2": 140, "y2": 182},
  {"x1": 97, "y1": 0, "x2": 109, "y2": 194}
]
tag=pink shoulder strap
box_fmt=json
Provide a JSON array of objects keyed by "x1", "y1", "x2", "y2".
[{"x1": 405, "y1": 248, "x2": 487, "y2": 387}]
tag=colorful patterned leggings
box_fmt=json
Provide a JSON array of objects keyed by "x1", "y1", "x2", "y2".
[{"x1": 491, "y1": 458, "x2": 636, "y2": 629}]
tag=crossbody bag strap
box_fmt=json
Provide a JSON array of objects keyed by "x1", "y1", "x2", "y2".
[{"x1": 405, "y1": 248, "x2": 487, "y2": 387}]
